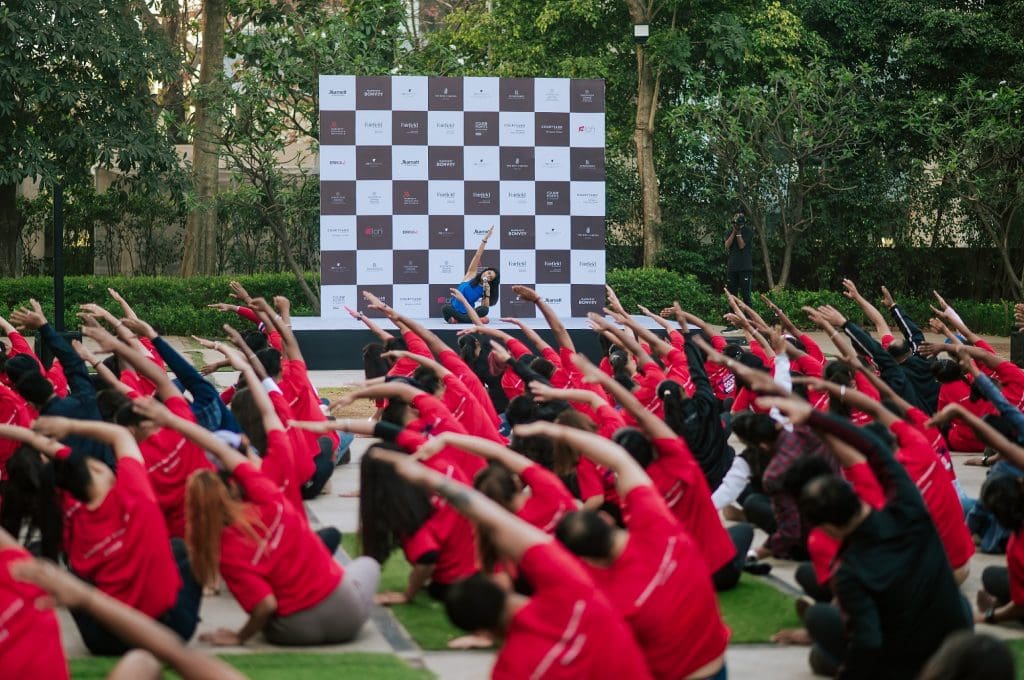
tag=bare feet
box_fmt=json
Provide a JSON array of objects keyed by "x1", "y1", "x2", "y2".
[
  {"x1": 977, "y1": 588, "x2": 998, "y2": 613},
  {"x1": 479, "y1": 317, "x2": 490, "y2": 324},
  {"x1": 722, "y1": 504, "x2": 746, "y2": 522},
  {"x1": 447, "y1": 633, "x2": 495, "y2": 649},
  {"x1": 771, "y1": 627, "x2": 812, "y2": 645}
]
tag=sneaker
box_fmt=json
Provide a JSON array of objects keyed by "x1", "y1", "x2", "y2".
[
  {"x1": 336, "y1": 447, "x2": 352, "y2": 465},
  {"x1": 743, "y1": 560, "x2": 772, "y2": 576}
]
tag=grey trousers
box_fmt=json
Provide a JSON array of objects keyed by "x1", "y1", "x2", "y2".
[{"x1": 264, "y1": 556, "x2": 381, "y2": 645}]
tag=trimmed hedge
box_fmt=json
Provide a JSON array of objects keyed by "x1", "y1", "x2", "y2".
[
  {"x1": 606, "y1": 268, "x2": 1015, "y2": 336},
  {"x1": 0, "y1": 269, "x2": 1014, "y2": 338},
  {"x1": 0, "y1": 274, "x2": 319, "y2": 338}
]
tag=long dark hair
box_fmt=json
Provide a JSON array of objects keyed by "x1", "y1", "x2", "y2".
[
  {"x1": 229, "y1": 387, "x2": 268, "y2": 454},
  {"x1": 363, "y1": 343, "x2": 389, "y2": 380},
  {"x1": 0, "y1": 446, "x2": 63, "y2": 560},
  {"x1": 659, "y1": 379, "x2": 733, "y2": 489},
  {"x1": 470, "y1": 267, "x2": 500, "y2": 290},
  {"x1": 359, "y1": 443, "x2": 435, "y2": 562},
  {"x1": 458, "y1": 335, "x2": 481, "y2": 365}
]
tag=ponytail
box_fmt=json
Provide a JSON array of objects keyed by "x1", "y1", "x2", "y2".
[
  {"x1": 658, "y1": 380, "x2": 686, "y2": 436},
  {"x1": 185, "y1": 470, "x2": 262, "y2": 587},
  {"x1": 0, "y1": 446, "x2": 63, "y2": 560}
]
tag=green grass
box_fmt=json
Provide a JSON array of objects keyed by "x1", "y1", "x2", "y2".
[
  {"x1": 69, "y1": 652, "x2": 432, "y2": 679},
  {"x1": 342, "y1": 535, "x2": 468, "y2": 650},
  {"x1": 718, "y1": 574, "x2": 803, "y2": 642},
  {"x1": 1004, "y1": 640, "x2": 1024, "y2": 679}
]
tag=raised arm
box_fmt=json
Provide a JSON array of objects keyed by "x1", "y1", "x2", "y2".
[
  {"x1": 372, "y1": 449, "x2": 548, "y2": 562},
  {"x1": 344, "y1": 305, "x2": 393, "y2": 343},
  {"x1": 383, "y1": 349, "x2": 450, "y2": 377},
  {"x1": 32, "y1": 418, "x2": 143, "y2": 463},
  {"x1": 499, "y1": 316, "x2": 552, "y2": 353},
  {"x1": 133, "y1": 397, "x2": 249, "y2": 472},
  {"x1": 761, "y1": 294, "x2": 802, "y2": 339},
  {"x1": 71, "y1": 340, "x2": 132, "y2": 396},
  {"x1": 251, "y1": 297, "x2": 300, "y2": 361},
  {"x1": 0, "y1": 424, "x2": 69, "y2": 458},
  {"x1": 608, "y1": 308, "x2": 674, "y2": 357},
  {"x1": 928, "y1": 404, "x2": 1024, "y2": 470},
  {"x1": 842, "y1": 279, "x2": 892, "y2": 338},
  {"x1": 81, "y1": 323, "x2": 180, "y2": 402},
  {"x1": 463, "y1": 226, "x2": 494, "y2": 281},
  {"x1": 11, "y1": 559, "x2": 247, "y2": 680},
  {"x1": 516, "y1": 286, "x2": 574, "y2": 352},
  {"x1": 570, "y1": 352, "x2": 676, "y2": 439},
  {"x1": 421, "y1": 432, "x2": 533, "y2": 474},
  {"x1": 12, "y1": 300, "x2": 93, "y2": 397},
  {"x1": 515, "y1": 421, "x2": 650, "y2": 495},
  {"x1": 529, "y1": 381, "x2": 606, "y2": 410},
  {"x1": 588, "y1": 313, "x2": 653, "y2": 367}
]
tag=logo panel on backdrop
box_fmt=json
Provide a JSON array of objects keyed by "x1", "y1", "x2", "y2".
[{"x1": 319, "y1": 75, "x2": 605, "y2": 317}]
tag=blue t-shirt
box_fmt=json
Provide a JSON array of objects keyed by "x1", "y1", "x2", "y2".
[{"x1": 451, "y1": 280, "x2": 484, "y2": 314}]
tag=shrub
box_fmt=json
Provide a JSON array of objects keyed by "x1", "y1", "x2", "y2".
[{"x1": 606, "y1": 268, "x2": 718, "y2": 317}]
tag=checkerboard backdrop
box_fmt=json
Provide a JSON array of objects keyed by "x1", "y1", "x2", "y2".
[{"x1": 319, "y1": 76, "x2": 606, "y2": 319}]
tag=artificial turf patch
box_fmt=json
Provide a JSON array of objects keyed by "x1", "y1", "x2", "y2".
[{"x1": 718, "y1": 574, "x2": 804, "y2": 643}]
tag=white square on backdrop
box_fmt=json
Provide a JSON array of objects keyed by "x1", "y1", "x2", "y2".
[
  {"x1": 392, "y1": 215, "x2": 429, "y2": 249},
  {"x1": 392, "y1": 285, "x2": 431, "y2": 317},
  {"x1": 320, "y1": 216, "x2": 356, "y2": 250},
  {"x1": 534, "y1": 147, "x2": 571, "y2": 182},
  {"x1": 429, "y1": 250, "x2": 464, "y2": 282},
  {"x1": 319, "y1": 75, "x2": 356, "y2": 110},
  {"x1": 355, "y1": 110, "x2": 391, "y2": 144},
  {"x1": 464, "y1": 77, "x2": 500, "y2": 111},
  {"x1": 499, "y1": 112, "x2": 535, "y2": 146},
  {"x1": 534, "y1": 78, "x2": 570, "y2": 112},
  {"x1": 428, "y1": 111, "x2": 463, "y2": 145},
  {"x1": 464, "y1": 146, "x2": 500, "y2": 182},
  {"x1": 535, "y1": 216, "x2": 572, "y2": 250},
  {"x1": 320, "y1": 146, "x2": 356, "y2": 181},
  {"x1": 391, "y1": 76, "x2": 428, "y2": 111},
  {"x1": 569, "y1": 112, "x2": 604, "y2": 148},
  {"x1": 535, "y1": 284, "x2": 572, "y2": 316},
  {"x1": 356, "y1": 250, "x2": 394, "y2": 285},
  {"x1": 570, "y1": 181, "x2": 606, "y2": 216},
  {"x1": 355, "y1": 180, "x2": 392, "y2": 215},
  {"x1": 464, "y1": 217, "x2": 496, "y2": 249},
  {"x1": 499, "y1": 181, "x2": 535, "y2": 216},
  {"x1": 392, "y1": 146, "x2": 429, "y2": 180},
  {"x1": 570, "y1": 250, "x2": 606, "y2": 284},
  {"x1": 428, "y1": 180, "x2": 465, "y2": 215},
  {"x1": 320, "y1": 285, "x2": 359, "y2": 317},
  {"x1": 501, "y1": 250, "x2": 536, "y2": 282}
]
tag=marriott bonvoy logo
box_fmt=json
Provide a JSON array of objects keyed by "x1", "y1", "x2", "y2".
[
  {"x1": 363, "y1": 88, "x2": 384, "y2": 98},
  {"x1": 436, "y1": 159, "x2": 456, "y2": 168},
  {"x1": 578, "y1": 295, "x2": 599, "y2": 306},
  {"x1": 508, "y1": 227, "x2": 529, "y2": 237}
]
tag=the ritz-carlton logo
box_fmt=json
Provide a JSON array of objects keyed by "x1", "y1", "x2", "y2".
[{"x1": 508, "y1": 88, "x2": 527, "y2": 101}]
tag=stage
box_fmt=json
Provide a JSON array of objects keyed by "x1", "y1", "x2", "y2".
[{"x1": 292, "y1": 315, "x2": 682, "y2": 369}]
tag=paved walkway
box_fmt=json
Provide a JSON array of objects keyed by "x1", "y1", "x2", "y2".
[{"x1": 55, "y1": 331, "x2": 1024, "y2": 677}]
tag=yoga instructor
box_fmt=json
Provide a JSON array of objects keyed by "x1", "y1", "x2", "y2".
[{"x1": 442, "y1": 226, "x2": 499, "y2": 324}]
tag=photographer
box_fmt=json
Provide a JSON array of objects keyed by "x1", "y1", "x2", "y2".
[{"x1": 724, "y1": 209, "x2": 753, "y2": 308}]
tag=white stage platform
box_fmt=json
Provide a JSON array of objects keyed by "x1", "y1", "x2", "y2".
[{"x1": 290, "y1": 314, "x2": 681, "y2": 332}]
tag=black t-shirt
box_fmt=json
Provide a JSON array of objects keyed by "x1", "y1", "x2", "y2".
[{"x1": 726, "y1": 224, "x2": 753, "y2": 272}]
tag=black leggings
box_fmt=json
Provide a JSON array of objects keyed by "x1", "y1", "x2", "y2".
[
  {"x1": 712, "y1": 523, "x2": 754, "y2": 591},
  {"x1": 982, "y1": 565, "x2": 1013, "y2": 606},
  {"x1": 796, "y1": 561, "x2": 833, "y2": 602},
  {"x1": 72, "y1": 538, "x2": 202, "y2": 656},
  {"x1": 441, "y1": 303, "x2": 489, "y2": 323}
]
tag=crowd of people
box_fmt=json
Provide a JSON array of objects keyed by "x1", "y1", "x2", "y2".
[{"x1": 1, "y1": 276, "x2": 1023, "y2": 679}]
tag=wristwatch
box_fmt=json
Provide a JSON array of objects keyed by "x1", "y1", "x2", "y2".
[{"x1": 985, "y1": 607, "x2": 997, "y2": 624}]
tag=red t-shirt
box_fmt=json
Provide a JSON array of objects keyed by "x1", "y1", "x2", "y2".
[
  {"x1": 499, "y1": 339, "x2": 533, "y2": 399},
  {"x1": 439, "y1": 349, "x2": 501, "y2": 427},
  {"x1": 441, "y1": 373, "x2": 504, "y2": 443},
  {"x1": 662, "y1": 347, "x2": 694, "y2": 395},
  {"x1": 540, "y1": 346, "x2": 571, "y2": 389},
  {"x1": 1007, "y1": 530, "x2": 1024, "y2": 606},
  {"x1": 904, "y1": 408, "x2": 955, "y2": 476},
  {"x1": 708, "y1": 337, "x2": 737, "y2": 399},
  {"x1": 493, "y1": 541, "x2": 653, "y2": 680},
  {"x1": 138, "y1": 396, "x2": 215, "y2": 538},
  {"x1": 259, "y1": 427, "x2": 307, "y2": 519},
  {"x1": 648, "y1": 437, "x2": 735, "y2": 572},
  {"x1": 119, "y1": 369, "x2": 157, "y2": 398},
  {"x1": 2, "y1": 331, "x2": 68, "y2": 398},
  {"x1": 584, "y1": 485, "x2": 728, "y2": 678},
  {"x1": 938, "y1": 380, "x2": 994, "y2": 452},
  {"x1": 624, "y1": 362, "x2": 667, "y2": 424},
  {"x1": 388, "y1": 331, "x2": 433, "y2": 378},
  {"x1": 890, "y1": 421, "x2": 974, "y2": 569},
  {"x1": 392, "y1": 429, "x2": 475, "y2": 484},
  {"x1": 268, "y1": 390, "x2": 316, "y2": 487},
  {"x1": 517, "y1": 465, "x2": 577, "y2": 533},
  {"x1": 64, "y1": 458, "x2": 181, "y2": 617},
  {"x1": 559, "y1": 347, "x2": 611, "y2": 403},
  {"x1": 282, "y1": 358, "x2": 340, "y2": 451},
  {"x1": 220, "y1": 463, "x2": 343, "y2": 616},
  {"x1": 576, "y1": 456, "x2": 607, "y2": 502},
  {"x1": 402, "y1": 501, "x2": 478, "y2": 586},
  {"x1": 0, "y1": 384, "x2": 34, "y2": 479},
  {"x1": 0, "y1": 546, "x2": 69, "y2": 680}
]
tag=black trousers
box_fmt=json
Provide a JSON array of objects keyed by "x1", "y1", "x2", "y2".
[
  {"x1": 441, "y1": 303, "x2": 489, "y2": 323},
  {"x1": 712, "y1": 523, "x2": 754, "y2": 591},
  {"x1": 72, "y1": 538, "x2": 202, "y2": 656},
  {"x1": 727, "y1": 270, "x2": 752, "y2": 306},
  {"x1": 796, "y1": 561, "x2": 833, "y2": 602}
]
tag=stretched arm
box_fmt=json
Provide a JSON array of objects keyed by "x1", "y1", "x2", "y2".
[
  {"x1": 500, "y1": 317, "x2": 551, "y2": 353},
  {"x1": 928, "y1": 404, "x2": 1024, "y2": 469},
  {"x1": 421, "y1": 433, "x2": 533, "y2": 474},
  {"x1": 842, "y1": 279, "x2": 892, "y2": 337},
  {"x1": 32, "y1": 418, "x2": 142, "y2": 463},
  {"x1": 449, "y1": 287, "x2": 487, "y2": 327},
  {"x1": 760, "y1": 294, "x2": 801, "y2": 338},
  {"x1": 463, "y1": 226, "x2": 494, "y2": 281},
  {"x1": 0, "y1": 424, "x2": 68, "y2": 458},
  {"x1": 132, "y1": 397, "x2": 249, "y2": 472},
  {"x1": 588, "y1": 313, "x2": 653, "y2": 367},
  {"x1": 344, "y1": 306, "x2": 393, "y2": 343},
  {"x1": 854, "y1": 362, "x2": 914, "y2": 417},
  {"x1": 798, "y1": 376, "x2": 895, "y2": 427},
  {"x1": 72, "y1": 340, "x2": 132, "y2": 396},
  {"x1": 570, "y1": 352, "x2": 675, "y2": 439},
  {"x1": 608, "y1": 308, "x2": 673, "y2": 357},
  {"x1": 516, "y1": 422, "x2": 650, "y2": 495},
  {"x1": 12, "y1": 300, "x2": 93, "y2": 397},
  {"x1": 371, "y1": 449, "x2": 548, "y2": 562},
  {"x1": 10, "y1": 559, "x2": 247, "y2": 680},
  {"x1": 81, "y1": 323, "x2": 179, "y2": 402},
  {"x1": 516, "y1": 286, "x2": 574, "y2": 352},
  {"x1": 529, "y1": 382, "x2": 605, "y2": 410},
  {"x1": 252, "y1": 297, "x2": 300, "y2": 361},
  {"x1": 384, "y1": 350, "x2": 450, "y2": 378}
]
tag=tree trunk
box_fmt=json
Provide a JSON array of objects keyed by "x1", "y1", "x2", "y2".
[
  {"x1": 625, "y1": 0, "x2": 662, "y2": 266},
  {"x1": 777, "y1": 233, "x2": 795, "y2": 290},
  {"x1": 181, "y1": 0, "x2": 226, "y2": 277},
  {"x1": 748, "y1": 209, "x2": 775, "y2": 289},
  {"x1": 0, "y1": 184, "x2": 24, "y2": 277},
  {"x1": 266, "y1": 212, "x2": 321, "y2": 315}
]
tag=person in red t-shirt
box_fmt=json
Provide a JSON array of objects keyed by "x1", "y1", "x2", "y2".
[
  {"x1": 11, "y1": 554, "x2": 247, "y2": 680},
  {"x1": 81, "y1": 322, "x2": 215, "y2": 539},
  {"x1": 13, "y1": 417, "x2": 201, "y2": 656},
  {"x1": 0, "y1": 527, "x2": 68, "y2": 680},
  {"x1": 573, "y1": 352, "x2": 743, "y2": 588},
  {"x1": 519, "y1": 421, "x2": 729, "y2": 680},
  {"x1": 141, "y1": 401, "x2": 379, "y2": 647},
  {"x1": 372, "y1": 446, "x2": 654, "y2": 680},
  {"x1": 359, "y1": 442, "x2": 479, "y2": 605}
]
